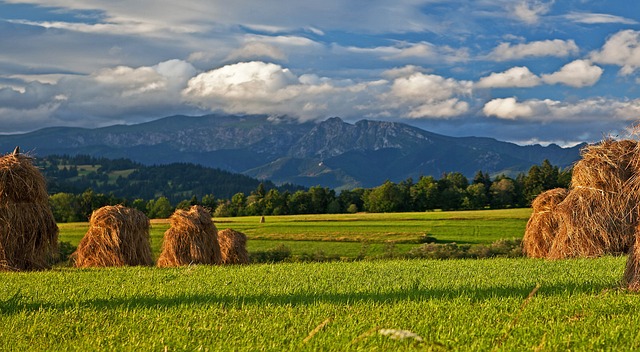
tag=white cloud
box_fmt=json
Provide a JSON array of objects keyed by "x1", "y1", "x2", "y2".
[
  {"x1": 511, "y1": 0, "x2": 554, "y2": 24},
  {"x1": 565, "y1": 12, "x2": 638, "y2": 25},
  {"x1": 541, "y1": 60, "x2": 603, "y2": 87},
  {"x1": 483, "y1": 97, "x2": 537, "y2": 119},
  {"x1": 182, "y1": 61, "x2": 384, "y2": 120},
  {"x1": 476, "y1": 66, "x2": 541, "y2": 88},
  {"x1": 384, "y1": 72, "x2": 472, "y2": 118},
  {"x1": 591, "y1": 30, "x2": 640, "y2": 75},
  {"x1": 488, "y1": 39, "x2": 578, "y2": 61},
  {"x1": 483, "y1": 96, "x2": 640, "y2": 122}
]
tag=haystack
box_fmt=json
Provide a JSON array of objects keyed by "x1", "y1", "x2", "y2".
[
  {"x1": 71, "y1": 205, "x2": 153, "y2": 268},
  {"x1": 537, "y1": 139, "x2": 638, "y2": 259},
  {"x1": 0, "y1": 148, "x2": 59, "y2": 271},
  {"x1": 157, "y1": 205, "x2": 221, "y2": 267},
  {"x1": 548, "y1": 188, "x2": 635, "y2": 259},
  {"x1": 218, "y1": 228, "x2": 249, "y2": 264},
  {"x1": 522, "y1": 188, "x2": 568, "y2": 258},
  {"x1": 624, "y1": 228, "x2": 640, "y2": 291}
]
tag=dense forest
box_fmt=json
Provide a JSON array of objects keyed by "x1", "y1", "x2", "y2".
[{"x1": 39, "y1": 155, "x2": 570, "y2": 222}]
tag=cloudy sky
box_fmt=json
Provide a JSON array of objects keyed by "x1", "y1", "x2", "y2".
[{"x1": 1, "y1": 0, "x2": 640, "y2": 145}]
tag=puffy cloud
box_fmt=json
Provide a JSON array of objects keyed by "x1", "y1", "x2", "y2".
[
  {"x1": 591, "y1": 30, "x2": 640, "y2": 75},
  {"x1": 565, "y1": 12, "x2": 638, "y2": 25},
  {"x1": 183, "y1": 61, "x2": 473, "y2": 120},
  {"x1": 384, "y1": 72, "x2": 472, "y2": 118},
  {"x1": 488, "y1": 39, "x2": 578, "y2": 61},
  {"x1": 511, "y1": 0, "x2": 554, "y2": 24},
  {"x1": 483, "y1": 96, "x2": 640, "y2": 122},
  {"x1": 483, "y1": 97, "x2": 537, "y2": 119},
  {"x1": 338, "y1": 42, "x2": 470, "y2": 65},
  {"x1": 476, "y1": 66, "x2": 541, "y2": 88},
  {"x1": 541, "y1": 60, "x2": 603, "y2": 87},
  {"x1": 183, "y1": 61, "x2": 385, "y2": 120}
]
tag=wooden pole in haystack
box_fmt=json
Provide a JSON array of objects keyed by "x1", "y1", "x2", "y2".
[
  {"x1": 157, "y1": 205, "x2": 222, "y2": 267},
  {"x1": 218, "y1": 228, "x2": 249, "y2": 264},
  {"x1": 0, "y1": 147, "x2": 59, "y2": 271},
  {"x1": 71, "y1": 205, "x2": 153, "y2": 268}
]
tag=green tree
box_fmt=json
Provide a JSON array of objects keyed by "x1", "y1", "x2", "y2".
[
  {"x1": 411, "y1": 176, "x2": 439, "y2": 211},
  {"x1": 49, "y1": 192, "x2": 81, "y2": 222},
  {"x1": 490, "y1": 178, "x2": 516, "y2": 208},
  {"x1": 147, "y1": 196, "x2": 173, "y2": 219},
  {"x1": 364, "y1": 181, "x2": 406, "y2": 213}
]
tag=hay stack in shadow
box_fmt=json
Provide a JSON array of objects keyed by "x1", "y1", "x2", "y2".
[
  {"x1": 0, "y1": 148, "x2": 59, "y2": 271},
  {"x1": 157, "y1": 205, "x2": 221, "y2": 267},
  {"x1": 624, "y1": 226, "x2": 640, "y2": 291},
  {"x1": 218, "y1": 228, "x2": 249, "y2": 264},
  {"x1": 71, "y1": 205, "x2": 153, "y2": 268},
  {"x1": 522, "y1": 188, "x2": 568, "y2": 258}
]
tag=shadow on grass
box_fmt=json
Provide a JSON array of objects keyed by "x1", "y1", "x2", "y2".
[{"x1": 0, "y1": 280, "x2": 620, "y2": 315}]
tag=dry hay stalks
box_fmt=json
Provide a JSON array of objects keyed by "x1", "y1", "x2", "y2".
[
  {"x1": 0, "y1": 203, "x2": 59, "y2": 271},
  {"x1": 624, "y1": 224, "x2": 640, "y2": 291},
  {"x1": 547, "y1": 187, "x2": 635, "y2": 259},
  {"x1": 157, "y1": 205, "x2": 221, "y2": 267},
  {"x1": 218, "y1": 228, "x2": 249, "y2": 265},
  {"x1": 523, "y1": 188, "x2": 568, "y2": 258},
  {"x1": 0, "y1": 149, "x2": 59, "y2": 271},
  {"x1": 71, "y1": 205, "x2": 153, "y2": 268},
  {"x1": 0, "y1": 151, "x2": 49, "y2": 205}
]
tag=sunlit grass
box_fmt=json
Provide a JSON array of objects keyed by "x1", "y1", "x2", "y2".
[{"x1": 1, "y1": 257, "x2": 637, "y2": 351}]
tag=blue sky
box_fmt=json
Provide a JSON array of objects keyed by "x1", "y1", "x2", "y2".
[{"x1": 1, "y1": 0, "x2": 640, "y2": 146}]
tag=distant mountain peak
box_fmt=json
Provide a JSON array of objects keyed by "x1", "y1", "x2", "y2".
[{"x1": 0, "y1": 114, "x2": 582, "y2": 189}]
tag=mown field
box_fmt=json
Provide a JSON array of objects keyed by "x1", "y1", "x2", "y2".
[
  {"x1": 58, "y1": 208, "x2": 532, "y2": 259},
  {"x1": 3, "y1": 208, "x2": 639, "y2": 350}
]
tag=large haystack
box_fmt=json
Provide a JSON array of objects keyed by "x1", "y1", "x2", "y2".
[
  {"x1": 548, "y1": 188, "x2": 635, "y2": 259},
  {"x1": 218, "y1": 228, "x2": 249, "y2": 265},
  {"x1": 0, "y1": 148, "x2": 59, "y2": 271},
  {"x1": 71, "y1": 205, "x2": 153, "y2": 268},
  {"x1": 524, "y1": 139, "x2": 638, "y2": 260},
  {"x1": 157, "y1": 205, "x2": 221, "y2": 267},
  {"x1": 522, "y1": 188, "x2": 568, "y2": 258}
]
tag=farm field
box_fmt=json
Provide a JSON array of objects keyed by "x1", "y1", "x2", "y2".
[
  {"x1": 1, "y1": 256, "x2": 637, "y2": 351},
  {"x1": 58, "y1": 208, "x2": 532, "y2": 260}
]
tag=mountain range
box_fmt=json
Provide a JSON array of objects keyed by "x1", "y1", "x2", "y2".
[{"x1": 0, "y1": 114, "x2": 583, "y2": 189}]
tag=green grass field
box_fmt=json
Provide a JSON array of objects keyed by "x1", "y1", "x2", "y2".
[
  {"x1": 1, "y1": 257, "x2": 636, "y2": 350},
  {"x1": 5, "y1": 208, "x2": 637, "y2": 350},
  {"x1": 58, "y1": 208, "x2": 532, "y2": 259}
]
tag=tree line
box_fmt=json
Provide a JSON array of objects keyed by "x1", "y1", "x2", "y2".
[{"x1": 48, "y1": 159, "x2": 570, "y2": 222}]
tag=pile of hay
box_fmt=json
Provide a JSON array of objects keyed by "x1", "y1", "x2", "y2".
[
  {"x1": 522, "y1": 188, "x2": 567, "y2": 258},
  {"x1": 71, "y1": 205, "x2": 153, "y2": 268},
  {"x1": 0, "y1": 148, "x2": 58, "y2": 271},
  {"x1": 218, "y1": 228, "x2": 249, "y2": 264},
  {"x1": 157, "y1": 205, "x2": 221, "y2": 267},
  {"x1": 524, "y1": 139, "x2": 638, "y2": 260}
]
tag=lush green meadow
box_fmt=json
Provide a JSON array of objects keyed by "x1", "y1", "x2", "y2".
[
  {"x1": 6, "y1": 208, "x2": 637, "y2": 350},
  {"x1": 1, "y1": 257, "x2": 637, "y2": 351},
  {"x1": 58, "y1": 208, "x2": 532, "y2": 259}
]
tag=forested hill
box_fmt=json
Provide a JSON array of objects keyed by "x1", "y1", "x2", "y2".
[{"x1": 36, "y1": 155, "x2": 302, "y2": 203}]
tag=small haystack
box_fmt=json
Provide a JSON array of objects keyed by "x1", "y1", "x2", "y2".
[
  {"x1": 71, "y1": 205, "x2": 153, "y2": 268},
  {"x1": 522, "y1": 188, "x2": 568, "y2": 258},
  {"x1": 218, "y1": 228, "x2": 249, "y2": 264},
  {"x1": 157, "y1": 205, "x2": 221, "y2": 267},
  {"x1": 0, "y1": 148, "x2": 59, "y2": 271}
]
